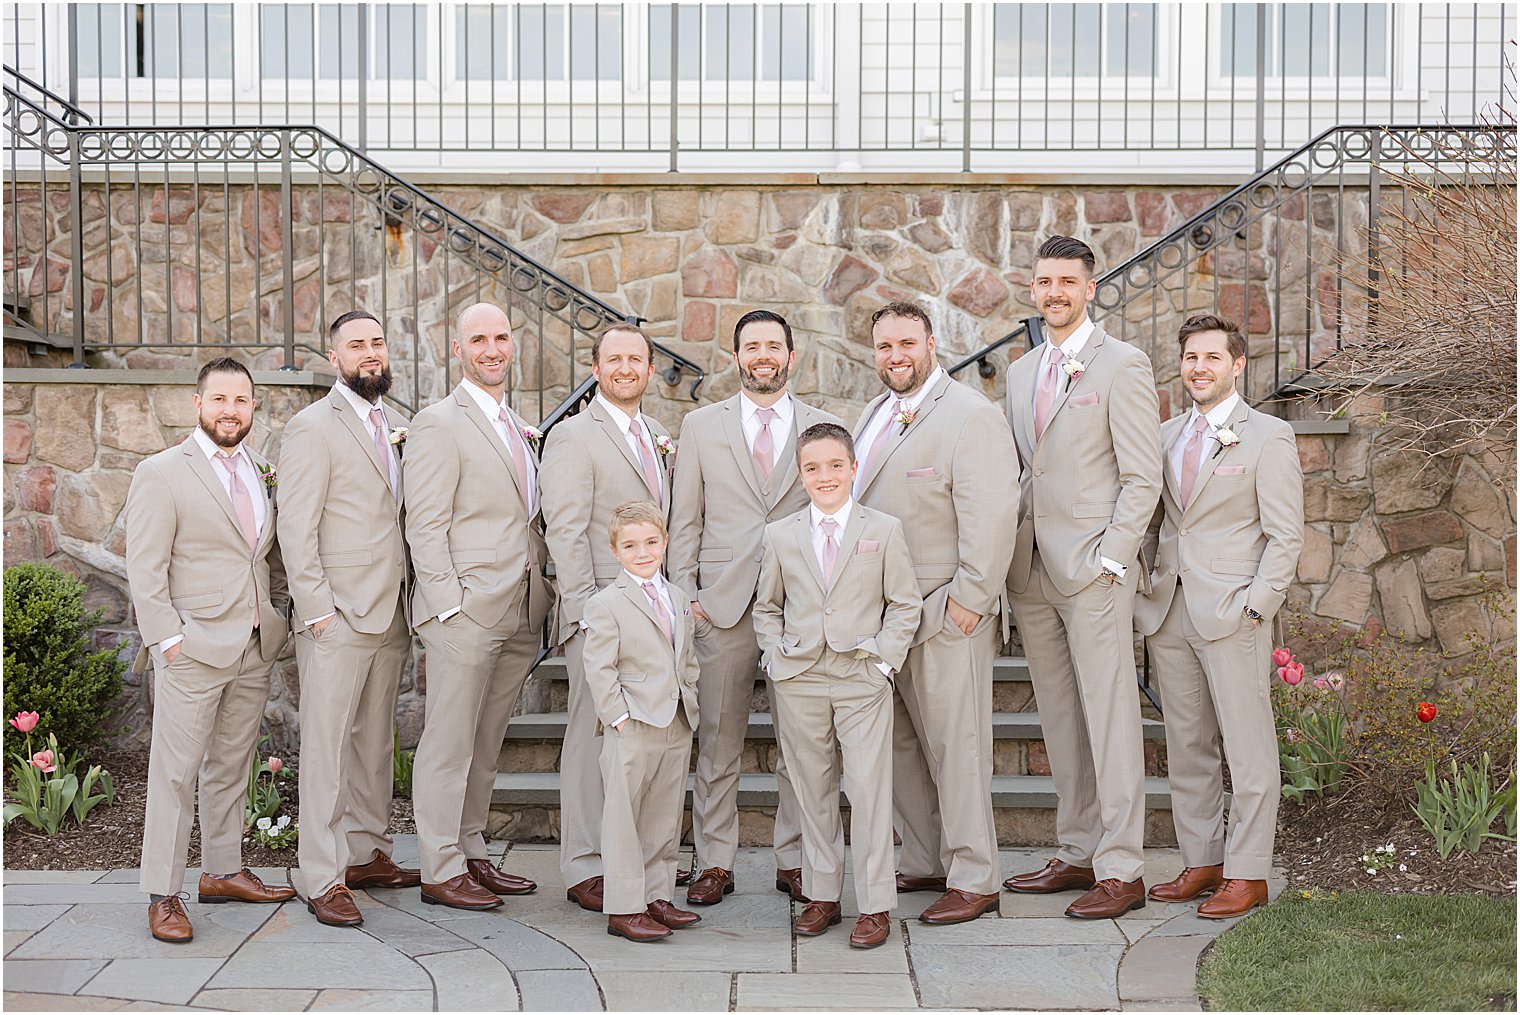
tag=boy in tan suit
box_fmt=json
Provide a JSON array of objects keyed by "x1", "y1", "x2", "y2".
[
  {"x1": 281, "y1": 310, "x2": 419, "y2": 927},
  {"x1": 1135, "y1": 315, "x2": 1304, "y2": 918},
  {"x1": 582, "y1": 501, "x2": 703, "y2": 942},
  {"x1": 540, "y1": 324, "x2": 674, "y2": 913},
  {"x1": 755, "y1": 423, "x2": 922, "y2": 949},
  {"x1": 125, "y1": 358, "x2": 296, "y2": 943}
]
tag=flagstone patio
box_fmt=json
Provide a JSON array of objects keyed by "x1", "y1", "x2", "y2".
[{"x1": 3, "y1": 841, "x2": 1281, "y2": 1011}]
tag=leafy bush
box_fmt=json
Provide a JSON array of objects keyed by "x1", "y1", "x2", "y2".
[
  {"x1": 3, "y1": 564, "x2": 126, "y2": 756},
  {"x1": 3, "y1": 727, "x2": 116, "y2": 834},
  {"x1": 1412, "y1": 752, "x2": 1517, "y2": 859},
  {"x1": 393, "y1": 728, "x2": 415, "y2": 799}
]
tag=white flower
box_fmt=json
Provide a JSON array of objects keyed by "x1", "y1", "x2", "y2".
[
  {"x1": 1214, "y1": 425, "x2": 1241, "y2": 447},
  {"x1": 1061, "y1": 358, "x2": 1086, "y2": 379},
  {"x1": 519, "y1": 424, "x2": 544, "y2": 443},
  {"x1": 1399, "y1": 864, "x2": 1408, "y2": 872},
  {"x1": 654, "y1": 434, "x2": 676, "y2": 456},
  {"x1": 257, "y1": 817, "x2": 273, "y2": 830},
  {"x1": 1366, "y1": 867, "x2": 1377, "y2": 874},
  {"x1": 276, "y1": 815, "x2": 291, "y2": 828},
  {"x1": 388, "y1": 426, "x2": 408, "y2": 446}
]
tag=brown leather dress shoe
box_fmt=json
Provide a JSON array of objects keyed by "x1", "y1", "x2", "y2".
[
  {"x1": 607, "y1": 912, "x2": 672, "y2": 942},
  {"x1": 918, "y1": 888, "x2": 1001, "y2": 925},
  {"x1": 1196, "y1": 879, "x2": 1268, "y2": 919},
  {"x1": 896, "y1": 872, "x2": 949, "y2": 893},
  {"x1": 850, "y1": 912, "x2": 891, "y2": 949},
  {"x1": 566, "y1": 876, "x2": 605, "y2": 912},
  {"x1": 1003, "y1": 858, "x2": 1097, "y2": 894},
  {"x1": 1065, "y1": 878, "x2": 1146, "y2": 919},
  {"x1": 775, "y1": 867, "x2": 807, "y2": 902},
  {"x1": 685, "y1": 867, "x2": 734, "y2": 905},
  {"x1": 467, "y1": 859, "x2": 537, "y2": 896},
  {"x1": 794, "y1": 900, "x2": 843, "y2": 936},
  {"x1": 197, "y1": 869, "x2": 297, "y2": 904},
  {"x1": 675, "y1": 867, "x2": 694, "y2": 887},
  {"x1": 148, "y1": 896, "x2": 193, "y2": 943},
  {"x1": 421, "y1": 872, "x2": 503, "y2": 910},
  {"x1": 646, "y1": 899, "x2": 702, "y2": 929},
  {"x1": 307, "y1": 884, "x2": 364, "y2": 927},
  {"x1": 346, "y1": 850, "x2": 422, "y2": 889},
  {"x1": 1148, "y1": 865, "x2": 1225, "y2": 902}
]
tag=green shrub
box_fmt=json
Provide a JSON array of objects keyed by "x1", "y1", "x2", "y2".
[
  {"x1": 393, "y1": 728, "x2": 415, "y2": 799},
  {"x1": 3, "y1": 563, "x2": 126, "y2": 756}
]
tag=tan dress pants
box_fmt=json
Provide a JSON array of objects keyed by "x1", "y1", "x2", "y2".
[
  {"x1": 559, "y1": 627, "x2": 606, "y2": 887},
  {"x1": 600, "y1": 710, "x2": 693, "y2": 915}
]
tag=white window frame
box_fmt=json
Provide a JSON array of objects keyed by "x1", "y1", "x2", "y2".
[
  {"x1": 1205, "y1": 3, "x2": 1408, "y2": 99},
  {"x1": 976, "y1": 3, "x2": 1177, "y2": 101}
]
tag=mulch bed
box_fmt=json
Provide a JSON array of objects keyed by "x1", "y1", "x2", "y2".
[
  {"x1": 3, "y1": 747, "x2": 416, "y2": 871},
  {"x1": 1277, "y1": 787, "x2": 1517, "y2": 897}
]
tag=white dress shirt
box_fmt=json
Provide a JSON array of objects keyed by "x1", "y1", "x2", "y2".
[
  {"x1": 808, "y1": 498, "x2": 893, "y2": 678},
  {"x1": 611, "y1": 569, "x2": 675, "y2": 729},
  {"x1": 1169, "y1": 391, "x2": 1242, "y2": 490},
  {"x1": 596, "y1": 393, "x2": 664, "y2": 502},
  {"x1": 159, "y1": 428, "x2": 268, "y2": 653},
  {"x1": 739, "y1": 390, "x2": 794, "y2": 474},
  {"x1": 853, "y1": 364, "x2": 946, "y2": 497}
]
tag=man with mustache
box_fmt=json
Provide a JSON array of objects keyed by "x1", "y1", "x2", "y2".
[
  {"x1": 280, "y1": 310, "x2": 419, "y2": 927},
  {"x1": 1003, "y1": 236, "x2": 1163, "y2": 919},
  {"x1": 850, "y1": 301, "x2": 1020, "y2": 926},
  {"x1": 667, "y1": 310, "x2": 841, "y2": 906},
  {"x1": 125, "y1": 357, "x2": 296, "y2": 943},
  {"x1": 540, "y1": 323, "x2": 675, "y2": 913},
  {"x1": 404, "y1": 302, "x2": 550, "y2": 910}
]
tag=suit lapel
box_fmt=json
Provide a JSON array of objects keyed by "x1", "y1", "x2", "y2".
[
  {"x1": 590, "y1": 399, "x2": 650, "y2": 485},
  {"x1": 1183, "y1": 399, "x2": 1250, "y2": 517},
  {"x1": 793, "y1": 513, "x2": 828, "y2": 594},
  {"x1": 331, "y1": 387, "x2": 394, "y2": 496},
  {"x1": 765, "y1": 403, "x2": 807, "y2": 509},
  {"x1": 619, "y1": 573, "x2": 676, "y2": 658},
  {"x1": 856, "y1": 372, "x2": 952, "y2": 496},
  {"x1": 1159, "y1": 414, "x2": 1187, "y2": 512},
  {"x1": 454, "y1": 386, "x2": 529, "y2": 505},
  {"x1": 246, "y1": 447, "x2": 278, "y2": 558},
  {"x1": 182, "y1": 440, "x2": 250, "y2": 544},
  {"x1": 718, "y1": 397, "x2": 766, "y2": 501},
  {"x1": 1036, "y1": 325, "x2": 1108, "y2": 446},
  {"x1": 823, "y1": 507, "x2": 869, "y2": 599}
]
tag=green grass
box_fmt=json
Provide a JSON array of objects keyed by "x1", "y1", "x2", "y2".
[{"x1": 1196, "y1": 891, "x2": 1517, "y2": 1011}]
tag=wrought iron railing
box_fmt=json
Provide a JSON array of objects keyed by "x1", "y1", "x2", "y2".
[
  {"x1": 5, "y1": 3, "x2": 1513, "y2": 172},
  {"x1": 2, "y1": 67, "x2": 704, "y2": 420}
]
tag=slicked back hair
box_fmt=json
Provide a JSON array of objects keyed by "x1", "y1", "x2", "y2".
[
  {"x1": 196, "y1": 356, "x2": 254, "y2": 396},
  {"x1": 733, "y1": 309, "x2": 794, "y2": 353},
  {"x1": 797, "y1": 421, "x2": 856, "y2": 464},
  {"x1": 1178, "y1": 313, "x2": 1247, "y2": 362},
  {"x1": 328, "y1": 309, "x2": 381, "y2": 344},
  {"x1": 870, "y1": 300, "x2": 933, "y2": 336},
  {"x1": 593, "y1": 323, "x2": 655, "y2": 365},
  {"x1": 1035, "y1": 235, "x2": 1097, "y2": 276}
]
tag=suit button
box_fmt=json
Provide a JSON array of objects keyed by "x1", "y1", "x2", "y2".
[
  {"x1": 1179, "y1": 529, "x2": 1188, "y2": 536},
  {"x1": 1035, "y1": 469, "x2": 1044, "y2": 477},
  {"x1": 754, "y1": 554, "x2": 763, "y2": 562},
  {"x1": 826, "y1": 607, "x2": 835, "y2": 615}
]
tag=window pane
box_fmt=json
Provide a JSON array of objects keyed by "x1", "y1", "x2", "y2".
[
  {"x1": 1104, "y1": 4, "x2": 1155, "y2": 77},
  {"x1": 260, "y1": 4, "x2": 314, "y2": 79},
  {"x1": 1219, "y1": 3, "x2": 1264, "y2": 78},
  {"x1": 1281, "y1": 5, "x2": 1331, "y2": 76},
  {"x1": 517, "y1": 5, "x2": 566, "y2": 81},
  {"x1": 316, "y1": 5, "x2": 361, "y2": 80},
  {"x1": 761, "y1": 4, "x2": 810, "y2": 81},
  {"x1": 707, "y1": 5, "x2": 755, "y2": 82},
  {"x1": 569, "y1": 4, "x2": 621, "y2": 81},
  {"x1": 650, "y1": 4, "x2": 701, "y2": 81},
  {"x1": 993, "y1": 4, "x2": 1046, "y2": 78},
  {"x1": 1049, "y1": 4, "x2": 1101, "y2": 78},
  {"x1": 457, "y1": 4, "x2": 511, "y2": 81},
  {"x1": 75, "y1": 4, "x2": 124, "y2": 78},
  {"x1": 1338, "y1": 4, "x2": 1387, "y2": 77}
]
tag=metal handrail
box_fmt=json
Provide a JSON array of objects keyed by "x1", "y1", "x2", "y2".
[{"x1": 2, "y1": 64, "x2": 92, "y2": 125}]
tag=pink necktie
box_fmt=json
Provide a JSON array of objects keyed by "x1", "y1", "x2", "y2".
[
  {"x1": 1178, "y1": 415, "x2": 1210, "y2": 508},
  {"x1": 752, "y1": 407, "x2": 776, "y2": 482},
  {"x1": 820, "y1": 517, "x2": 839, "y2": 590},
  {"x1": 215, "y1": 453, "x2": 259, "y2": 627},
  {"x1": 497, "y1": 407, "x2": 532, "y2": 509},
  {"x1": 1033, "y1": 346, "x2": 1066, "y2": 441},
  {"x1": 641, "y1": 581, "x2": 675, "y2": 647},
  {"x1": 630, "y1": 420, "x2": 663, "y2": 506},
  {"x1": 860, "y1": 399, "x2": 905, "y2": 483},
  {"x1": 368, "y1": 406, "x2": 395, "y2": 499}
]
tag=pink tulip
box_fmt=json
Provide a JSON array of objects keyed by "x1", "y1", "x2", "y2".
[
  {"x1": 1272, "y1": 648, "x2": 1293, "y2": 668},
  {"x1": 30, "y1": 749, "x2": 56, "y2": 773},
  {"x1": 1278, "y1": 661, "x2": 1305, "y2": 685},
  {"x1": 267, "y1": 757, "x2": 283, "y2": 774},
  {"x1": 1313, "y1": 677, "x2": 1329, "y2": 690},
  {"x1": 9, "y1": 711, "x2": 39, "y2": 733},
  {"x1": 1326, "y1": 672, "x2": 1345, "y2": 690}
]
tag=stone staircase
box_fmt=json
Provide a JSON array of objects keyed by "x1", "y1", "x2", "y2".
[{"x1": 490, "y1": 654, "x2": 1177, "y2": 848}]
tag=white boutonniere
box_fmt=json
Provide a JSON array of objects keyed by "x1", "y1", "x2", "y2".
[
  {"x1": 654, "y1": 434, "x2": 676, "y2": 457},
  {"x1": 1061, "y1": 358, "x2": 1086, "y2": 380},
  {"x1": 1211, "y1": 425, "x2": 1241, "y2": 459},
  {"x1": 893, "y1": 407, "x2": 916, "y2": 435},
  {"x1": 255, "y1": 462, "x2": 277, "y2": 493},
  {"x1": 519, "y1": 424, "x2": 544, "y2": 448},
  {"x1": 388, "y1": 426, "x2": 408, "y2": 446}
]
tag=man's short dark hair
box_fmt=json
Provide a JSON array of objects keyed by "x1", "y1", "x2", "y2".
[
  {"x1": 329, "y1": 309, "x2": 381, "y2": 344},
  {"x1": 593, "y1": 322, "x2": 655, "y2": 364},
  {"x1": 797, "y1": 421, "x2": 856, "y2": 464},
  {"x1": 1036, "y1": 235, "x2": 1097, "y2": 276},
  {"x1": 196, "y1": 357, "x2": 254, "y2": 395},
  {"x1": 733, "y1": 309, "x2": 794, "y2": 353},
  {"x1": 870, "y1": 300, "x2": 933, "y2": 335},
  {"x1": 1177, "y1": 313, "x2": 1248, "y2": 361}
]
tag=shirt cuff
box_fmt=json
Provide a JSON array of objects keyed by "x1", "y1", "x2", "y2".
[
  {"x1": 874, "y1": 659, "x2": 893, "y2": 678},
  {"x1": 157, "y1": 634, "x2": 185, "y2": 653},
  {"x1": 305, "y1": 612, "x2": 336, "y2": 627},
  {"x1": 1100, "y1": 556, "x2": 1127, "y2": 578},
  {"x1": 611, "y1": 712, "x2": 630, "y2": 729},
  {"x1": 438, "y1": 606, "x2": 462, "y2": 623}
]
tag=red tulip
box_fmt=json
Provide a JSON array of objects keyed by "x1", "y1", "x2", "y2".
[
  {"x1": 1416, "y1": 701, "x2": 1438, "y2": 724},
  {"x1": 1278, "y1": 661, "x2": 1305, "y2": 686},
  {"x1": 9, "y1": 711, "x2": 39, "y2": 733},
  {"x1": 1272, "y1": 648, "x2": 1293, "y2": 668},
  {"x1": 30, "y1": 749, "x2": 56, "y2": 773},
  {"x1": 267, "y1": 757, "x2": 283, "y2": 774}
]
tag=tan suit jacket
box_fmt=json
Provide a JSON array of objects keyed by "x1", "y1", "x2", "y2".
[
  {"x1": 403, "y1": 383, "x2": 551, "y2": 633},
  {"x1": 1006, "y1": 324, "x2": 1164, "y2": 597},
  {"x1": 125, "y1": 438, "x2": 289, "y2": 667},
  {"x1": 1134, "y1": 402, "x2": 1305, "y2": 640},
  {"x1": 278, "y1": 387, "x2": 410, "y2": 634},
  {"x1": 667, "y1": 394, "x2": 843, "y2": 629},
  {"x1": 540, "y1": 399, "x2": 672, "y2": 639},
  {"x1": 582, "y1": 575, "x2": 701, "y2": 731},
  {"x1": 754, "y1": 506, "x2": 922, "y2": 681},
  {"x1": 852, "y1": 372, "x2": 1020, "y2": 644}
]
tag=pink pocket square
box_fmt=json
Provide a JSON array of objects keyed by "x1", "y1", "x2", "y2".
[
  {"x1": 1069, "y1": 392, "x2": 1100, "y2": 408},
  {"x1": 1216, "y1": 465, "x2": 1247, "y2": 476},
  {"x1": 857, "y1": 539, "x2": 880, "y2": 553},
  {"x1": 905, "y1": 467, "x2": 938, "y2": 478}
]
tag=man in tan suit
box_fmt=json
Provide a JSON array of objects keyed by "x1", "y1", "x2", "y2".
[
  {"x1": 1003, "y1": 236, "x2": 1164, "y2": 919},
  {"x1": 851, "y1": 301, "x2": 1020, "y2": 926},
  {"x1": 755, "y1": 423, "x2": 922, "y2": 949},
  {"x1": 405, "y1": 302, "x2": 550, "y2": 910},
  {"x1": 125, "y1": 358, "x2": 296, "y2": 943},
  {"x1": 1135, "y1": 314, "x2": 1303, "y2": 919},
  {"x1": 540, "y1": 323, "x2": 674, "y2": 913},
  {"x1": 582, "y1": 501, "x2": 703, "y2": 942},
  {"x1": 281, "y1": 310, "x2": 419, "y2": 927},
  {"x1": 666, "y1": 309, "x2": 842, "y2": 906}
]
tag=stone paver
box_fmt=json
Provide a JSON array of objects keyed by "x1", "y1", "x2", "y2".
[{"x1": 2, "y1": 843, "x2": 1270, "y2": 1011}]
